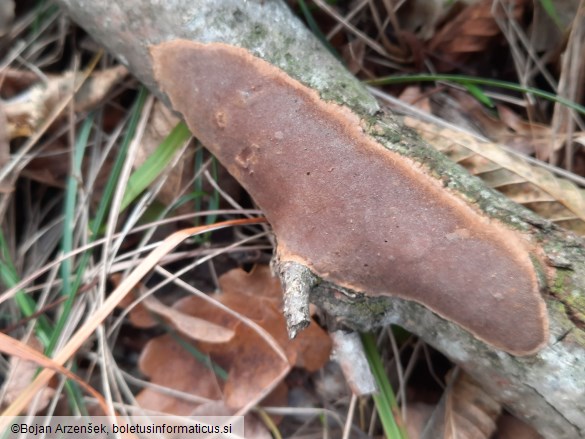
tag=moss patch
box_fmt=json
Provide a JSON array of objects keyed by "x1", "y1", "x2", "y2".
[{"x1": 550, "y1": 268, "x2": 585, "y2": 327}]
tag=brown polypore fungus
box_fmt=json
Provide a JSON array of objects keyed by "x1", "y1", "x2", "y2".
[{"x1": 150, "y1": 40, "x2": 549, "y2": 356}]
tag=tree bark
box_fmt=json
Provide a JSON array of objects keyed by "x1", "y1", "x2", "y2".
[{"x1": 55, "y1": 1, "x2": 585, "y2": 437}]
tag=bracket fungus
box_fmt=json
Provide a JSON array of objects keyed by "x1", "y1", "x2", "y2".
[{"x1": 150, "y1": 40, "x2": 549, "y2": 356}]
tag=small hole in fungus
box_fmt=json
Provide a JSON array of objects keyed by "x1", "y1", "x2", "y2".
[{"x1": 306, "y1": 172, "x2": 311, "y2": 176}]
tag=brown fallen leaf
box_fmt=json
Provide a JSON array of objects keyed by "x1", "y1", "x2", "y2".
[
  {"x1": 136, "y1": 334, "x2": 281, "y2": 436},
  {"x1": 136, "y1": 333, "x2": 223, "y2": 415},
  {"x1": 5, "y1": 65, "x2": 128, "y2": 139},
  {"x1": 136, "y1": 266, "x2": 331, "y2": 415},
  {"x1": 494, "y1": 413, "x2": 544, "y2": 439},
  {"x1": 421, "y1": 369, "x2": 501, "y2": 439},
  {"x1": 216, "y1": 266, "x2": 332, "y2": 372},
  {"x1": 406, "y1": 116, "x2": 585, "y2": 235},
  {"x1": 497, "y1": 104, "x2": 564, "y2": 160},
  {"x1": 0, "y1": 337, "x2": 55, "y2": 412},
  {"x1": 395, "y1": 0, "x2": 445, "y2": 40},
  {"x1": 112, "y1": 273, "x2": 157, "y2": 328},
  {"x1": 141, "y1": 295, "x2": 235, "y2": 344},
  {"x1": 172, "y1": 267, "x2": 332, "y2": 408},
  {"x1": 428, "y1": 0, "x2": 528, "y2": 71},
  {"x1": 405, "y1": 402, "x2": 435, "y2": 439}
]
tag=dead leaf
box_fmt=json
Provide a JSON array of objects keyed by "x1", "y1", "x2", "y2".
[
  {"x1": 0, "y1": 337, "x2": 55, "y2": 412},
  {"x1": 396, "y1": 0, "x2": 445, "y2": 40},
  {"x1": 428, "y1": 0, "x2": 528, "y2": 71},
  {"x1": 221, "y1": 324, "x2": 289, "y2": 409},
  {"x1": 494, "y1": 413, "x2": 544, "y2": 439},
  {"x1": 422, "y1": 370, "x2": 501, "y2": 439},
  {"x1": 398, "y1": 86, "x2": 432, "y2": 113},
  {"x1": 405, "y1": 402, "x2": 435, "y2": 439},
  {"x1": 127, "y1": 302, "x2": 158, "y2": 328},
  {"x1": 112, "y1": 273, "x2": 157, "y2": 328},
  {"x1": 497, "y1": 105, "x2": 563, "y2": 159},
  {"x1": 406, "y1": 116, "x2": 585, "y2": 234},
  {"x1": 136, "y1": 334, "x2": 223, "y2": 414},
  {"x1": 136, "y1": 266, "x2": 331, "y2": 414},
  {"x1": 5, "y1": 65, "x2": 128, "y2": 139},
  {"x1": 136, "y1": 334, "x2": 283, "y2": 435},
  {"x1": 218, "y1": 265, "x2": 283, "y2": 304},
  {"x1": 0, "y1": 334, "x2": 115, "y2": 416},
  {"x1": 142, "y1": 296, "x2": 235, "y2": 344}
]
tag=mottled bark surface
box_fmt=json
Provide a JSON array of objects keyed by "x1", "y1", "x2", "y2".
[{"x1": 56, "y1": 1, "x2": 585, "y2": 437}]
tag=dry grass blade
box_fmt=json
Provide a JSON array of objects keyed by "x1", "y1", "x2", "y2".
[
  {"x1": 0, "y1": 333, "x2": 110, "y2": 415},
  {"x1": 550, "y1": 0, "x2": 585, "y2": 170},
  {"x1": 406, "y1": 117, "x2": 585, "y2": 233},
  {"x1": 311, "y1": 0, "x2": 388, "y2": 57},
  {"x1": 0, "y1": 217, "x2": 266, "y2": 426}
]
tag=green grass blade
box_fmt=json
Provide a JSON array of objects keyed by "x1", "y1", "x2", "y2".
[
  {"x1": 91, "y1": 86, "x2": 149, "y2": 234},
  {"x1": 45, "y1": 114, "x2": 94, "y2": 356},
  {"x1": 46, "y1": 86, "x2": 146, "y2": 348},
  {"x1": 362, "y1": 332, "x2": 408, "y2": 439},
  {"x1": 119, "y1": 121, "x2": 191, "y2": 212},
  {"x1": 206, "y1": 157, "x2": 220, "y2": 225},
  {"x1": 170, "y1": 329, "x2": 228, "y2": 381},
  {"x1": 538, "y1": 0, "x2": 563, "y2": 29},
  {"x1": 0, "y1": 230, "x2": 52, "y2": 345},
  {"x1": 46, "y1": 113, "x2": 95, "y2": 355},
  {"x1": 49, "y1": 113, "x2": 95, "y2": 414},
  {"x1": 367, "y1": 74, "x2": 585, "y2": 116},
  {"x1": 461, "y1": 82, "x2": 494, "y2": 108}
]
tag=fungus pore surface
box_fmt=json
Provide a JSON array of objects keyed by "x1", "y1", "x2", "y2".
[{"x1": 150, "y1": 40, "x2": 549, "y2": 356}]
